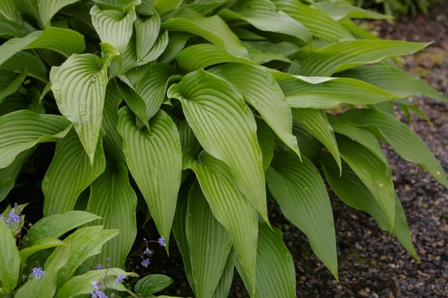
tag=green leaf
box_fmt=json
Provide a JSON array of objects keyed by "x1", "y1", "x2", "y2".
[
  {"x1": 292, "y1": 108, "x2": 341, "y2": 171},
  {"x1": 0, "y1": 67, "x2": 27, "y2": 104},
  {"x1": 155, "y1": 0, "x2": 183, "y2": 13},
  {"x1": 135, "y1": 63, "x2": 175, "y2": 120},
  {"x1": 294, "y1": 40, "x2": 430, "y2": 76},
  {"x1": 91, "y1": 4, "x2": 136, "y2": 53},
  {"x1": 0, "y1": 17, "x2": 26, "y2": 38},
  {"x1": 134, "y1": 274, "x2": 174, "y2": 296},
  {"x1": 176, "y1": 44, "x2": 255, "y2": 71},
  {"x1": 23, "y1": 211, "x2": 102, "y2": 246},
  {"x1": 341, "y1": 109, "x2": 448, "y2": 188},
  {"x1": 272, "y1": 0, "x2": 354, "y2": 41},
  {"x1": 0, "y1": 0, "x2": 24, "y2": 24},
  {"x1": 183, "y1": 152, "x2": 258, "y2": 296},
  {"x1": 0, "y1": 220, "x2": 20, "y2": 295},
  {"x1": 316, "y1": 2, "x2": 392, "y2": 21},
  {"x1": 186, "y1": 182, "x2": 232, "y2": 298},
  {"x1": 338, "y1": 65, "x2": 448, "y2": 103},
  {"x1": 42, "y1": 128, "x2": 106, "y2": 215},
  {"x1": 256, "y1": 118, "x2": 274, "y2": 172},
  {"x1": 56, "y1": 268, "x2": 137, "y2": 298},
  {"x1": 118, "y1": 107, "x2": 182, "y2": 248},
  {"x1": 0, "y1": 28, "x2": 85, "y2": 66},
  {"x1": 219, "y1": 0, "x2": 312, "y2": 45},
  {"x1": 236, "y1": 222, "x2": 296, "y2": 298},
  {"x1": 273, "y1": 72, "x2": 401, "y2": 109},
  {"x1": 168, "y1": 70, "x2": 268, "y2": 222},
  {"x1": 212, "y1": 249, "x2": 236, "y2": 298},
  {"x1": 336, "y1": 134, "x2": 395, "y2": 231},
  {"x1": 1, "y1": 51, "x2": 48, "y2": 83},
  {"x1": 50, "y1": 53, "x2": 108, "y2": 163},
  {"x1": 135, "y1": 11, "x2": 161, "y2": 62},
  {"x1": 209, "y1": 63, "x2": 300, "y2": 158},
  {"x1": 15, "y1": 243, "x2": 71, "y2": 298},
  {"x1": 0, "y1": 148, "x2": 35, "y2": 202},
  {"x1": 326, "y1": 114, "x2": 387, "y2": 164},
  {"x1": 15, "y1": 0, "x2": 82, "y2": 28},
  {"x1": 86, "y1": 162, "x2": 137, "y2": 269},
  {"x1": 0, "y1": 110, "x2": 71, "y2": 169},
  {"x1": 321, "y1": 154, "x2": 419, "y2": 260},
  {"x1": 19, "y1": 238, "x2": 65, "y2": 264},
  {"x1": 159, "y1": 31, "x2": 191, "y2": 64},
  {"x1": 266, "y1": 151, "x2": 338, "y2": 279},
  {"x1": 116, "y1": 78, "x2": 149, "y2": 127},
  {"x1": 292, "y1": 120, "x2": 322, "y2": 163},
  {"x1": 162, "y1": 10, "x2": 249, "y2": 58},
  {"x1": 48, "y1": 225, "x2": 119, "y2": 287}
]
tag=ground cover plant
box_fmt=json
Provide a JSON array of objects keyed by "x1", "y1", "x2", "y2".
[{"x1": 0, "y1": 0, "x2": 447, "y2": 297}]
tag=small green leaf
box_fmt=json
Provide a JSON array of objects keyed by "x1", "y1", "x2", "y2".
[
  {"x1": 0, "y1": 67, "x2": 26, "y2": 104},
  {"x1": 0, "y1": 110, "x2": 71, "y2": 169},
  {"x1": 0, "y1": 220, "x2": 20, "y2": 295},
  {"x1": 0, "y1": 148, "x2": 34, "y2": 202},
  {"x1": 135, "y1": 274, "x2": 173, "y2": 296},
  {"x1": 19, "y1": 238, "x2": 65, "y2": 264},
  {"x1": 2, "y1": 52, "x2": 48, "y2": 83}
]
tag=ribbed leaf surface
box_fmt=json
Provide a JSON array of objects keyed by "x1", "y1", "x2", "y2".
[
  {"x1": 219, "y1": 0, "x2": 312, "y2": 45},
  {"x1": 0, "y1": 110, "x2": 71, "y2": 169},
  {"x1": 0, "y1": 18, "x2": 26, "y2": 39},
  {"x1": 294, "y1": 40, "x2": 430, "y2": 76},
  {"x1": 317, "y1": 2, "x2": 392, "y2": 21},
  {"x1": 91, "y1": 5, "x2": 136, "y2": 53},
  {"x1": 266, "y1": 151, "x2": 338, "y2": 279},
  {"x1": 102, "y1": 83, "x2": 125, "y2": 163},
  {"x1": 168, "y1": 69, "x2": 267, "y2": 222},
  {"x1": 0, "y1": 67, "x2": 27, "y2": 104},
  {"x1": 162, "y1": 13, "x2": 248, "y2": 58},
  {"x1": 342, "y1": 109, "x2": 448, "y2": 188},
  {"x1": 118, "y1": 107, "x2": 182, "y2": 247},
  {"x1": 336, "y1": 134, "x2": 395, "y2": 230},
  {"x1": 183, "y1": 152, "x2": 258, "y2": 296},
  {"x1": 321, "y1": 154, "x2": 418, "y2": 260},
  {"x1": 2, "y1": 52, "x2": 48, "y2": 83},
  {"x1": 0, "y1": 0, "x2": 23, "y2": 24},
  {"x1": 0, "y1": 28, "x2": 85, "y2": 65},
  {"x1": 86, "y1": 162, "x2": 137, "y2": 268},
  {"x1": 0, "y1": 220, "x2": 20, "y2": 294},
  {"x1": 50, "y1": 53, "x2": 108, "y2": 163},
  {"x1": 187, "y1": 182, "x2": 232, "y2": 298},
  {"x1": 210, "y1": 63, "x2": 300, "y2": 158},
  {"x1": 236, "y1": 222, "x2": 296, "y2": 298},
  {"x1": 273, "y1": 72, "x2": 401, "y2": 109},
  {"x1": 155, "y1": 0, "x2": 183, "y2": 13},
  {"x1": 0, "y1": 149, "x2": 34, "y2": 202},
  {"x1": 292, "y1": 108, "x2": 341, "y2": 171},
  {"x1": 42, "y1": 129, "x2": 106, "y2": 215}
]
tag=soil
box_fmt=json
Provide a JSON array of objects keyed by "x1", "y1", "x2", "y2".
[{"x1": 2, "y1": 3, "x2": 448, "y2": 298}]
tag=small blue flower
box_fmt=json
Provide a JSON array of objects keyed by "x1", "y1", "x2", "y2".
[
  {"x1": 141, "y1": 258, "x2": 150, "y2": 268},
  {"x1": 114, "y1": 274, "x2": 125, "y2": 284},
  {"x1": 95, "y1": 264, "x2": 102, "y2": 270},
  {"x1": 143, "y1": 248, "x2": 152, "y2": 255},
  {"x1": 91, "y1": 280, "x2": 102, "y2": 291},
  {"x1": 0, "y1": 214, "x2": 4, "y2": 221},
  {"x1": 6, "y1": 209, "x2": 20, "y2": 227},
  {"x1": 31, "y1": 267, "x2": 45, "y2": 279},
  {"x1": 158, "y1": 236, "x2": 166, "y2": 247},
  {"x1": 91, "y1": 290, "x2": 108, "y2": 298}
]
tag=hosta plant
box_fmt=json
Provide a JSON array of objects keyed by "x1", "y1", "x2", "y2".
[{"x1": 1, "y1": 0, "x2": 447, "y2": 296}]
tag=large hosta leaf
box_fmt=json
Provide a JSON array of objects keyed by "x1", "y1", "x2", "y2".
[
  {"x1": 219, "y1": 0, "x2": 312, "y2": 45},
  {"x1": 0, "y1": 17, "x2": 26, "y2": 39},
  {"x1": 210, "y1": 63, "x2": 300, "y2": 158},
  {"x1": 321, "y1": 154, "x2": 418, "y2": 260},
  {"x1": 186, "y1": 182, "x2": 232, "y2": 298},
  {"x1": 293, "y1": 40, "x2": 429, "y2": 76},
  {"x1": 273, "y1": 72, "x2": 401, "y2": 109},
  {"x1": 0, "y1": 110, "x2": 71, "y2": 169},
  {"x1": 2, "y1": 52, "x2": 48, "y2": 83},
  {"x1": 50, "y1": 54, "x2": 109, "y2": 163},
  {"x1": 0, "y1": 27, "x2": 85, "y2": 66},
  {"x1": 86, "y1": 162, "x2": 137, "y2": 268},
  {"x1": 118, "y1": 107, "x2": 182, "y2": 247},
  {"x1": 42, "y1": 129, "x2": 106, "y2": 215},
  {"x1": 102, "y1": 83, "x2": 125, "y2": 163},
  {"x1": 135, "y1": 11, "x2": 169, "y2": 64},
  {"x1": 341, "y1": 109, "x2": 448, "y2": 188},
  {"x1": 155, "y1": 0, "x2": 183, "y2": 13},
  {"x1": 0, "y1": 0, "x2": 24, "y2": 24},
  {"x1": 90, "y1": 4, "x2": 136, "y2": 53},
  {"x1": 15, "y1": 0, "x2": 82, "y2": 28},
  {"x1": 168, "y1": 69, "x2": 268, "y2": 221},
  {"x1": 162, "y1": 10, "x2": 248, "y2": 58},
  {"x1": 236, "y1": 222, "x2": 296, "y2": 298},
  {"x1": 338, "y1": 65, "x2": 448, "y2": 103},
  {"x1": 272, "y1": 0, "x2": 354, "y2": 41},
  {"x1": 292, "y1": 108, "x2": 341, "y2": 171},
  {"x1": 183, "y1": 152, "x2": 259, "y2": 296},
  {"x1": 266, "y1": 151, "x2": 338, "y2": 279},
  {"x1": 336, "y1": 134, "x2": 396, "y2": 230},
  {"x1": 316, "y1": 2, "x2": 392, "y2": 21}
]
